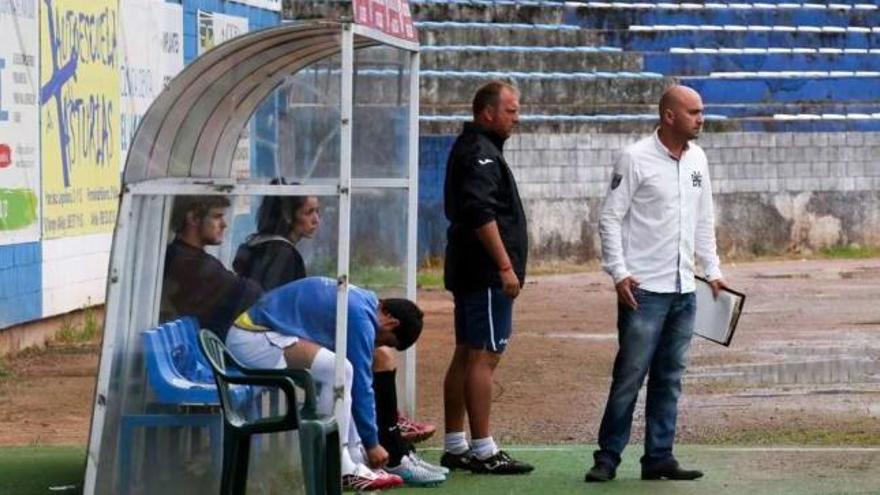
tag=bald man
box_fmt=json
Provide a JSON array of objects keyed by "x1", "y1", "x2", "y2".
[{"x1": 585, "y1": 85, "x2": 728, "y2": 483}]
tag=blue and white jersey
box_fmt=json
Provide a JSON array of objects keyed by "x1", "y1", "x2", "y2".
[{"x1": 238, "y1": 276, "x2": 381, "y2": 447}]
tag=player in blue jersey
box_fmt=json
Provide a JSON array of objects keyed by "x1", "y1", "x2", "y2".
[{"x1": 226, "y1": 277, "x2": 445, "y2": 490}]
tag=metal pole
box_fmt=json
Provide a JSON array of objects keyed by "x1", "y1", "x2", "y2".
[
  {"x1": 333, "y1": 22, "x2": 355, "y2": 441},
  {"x1": 83, "y1": 193, "x2": 133, "y2": 495},
  {"x1": 403, "y1": 49, "x2": 420, "y2": 418}
]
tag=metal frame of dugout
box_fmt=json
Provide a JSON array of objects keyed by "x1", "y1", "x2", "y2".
[{"x1": 83, "y1": 20, "x2": 420, "y2": 495}]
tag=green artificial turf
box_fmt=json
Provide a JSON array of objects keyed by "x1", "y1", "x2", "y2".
[
  {"x1": 3, "y1": 444, "x2": 879, "y2": 495},
  {"x1": 0, "y1": 445, "x2": 84, "y2": 494}
]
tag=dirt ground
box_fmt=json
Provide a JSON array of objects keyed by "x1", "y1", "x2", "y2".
[{"x1": 1, "y1": 258, "x2": 879, "y2": 447}]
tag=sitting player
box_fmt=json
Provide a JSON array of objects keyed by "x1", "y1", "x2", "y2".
[{"x1": 226, "y1": 277, "x2": 446, "y2": 489}]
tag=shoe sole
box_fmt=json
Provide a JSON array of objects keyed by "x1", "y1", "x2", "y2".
[
  {"x1": 584, "y1": 475, "x2": 614, "y2": 482},
  {"x1": 439, "y1": 458, "x2": 473, "y2": 471},
  {"x1": 401, "y1": 429, "x2": 436, "y2": 443},
  {"x1": 469, "y1": 467, "x2": 534, "y2": 475},
  {"x1": 641, "y1": 474, "x2": 703, "y2": 481},
  {"x1": 404, "y1": 480, "x2": 445, "y2": 487}
]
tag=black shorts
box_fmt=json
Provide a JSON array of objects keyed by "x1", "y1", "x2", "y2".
[{"x1": 453, "y1": 287, "x2": 513, "y2": 354}]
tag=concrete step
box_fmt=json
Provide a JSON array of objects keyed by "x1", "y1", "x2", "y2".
[
  {"x1": 420, "y1": 118, "x2": 741, "y2": 136},
  {"x1": 411, "y1": 1, "x2": 566, "y2": 24},
  {"x1": 419, "y1": 75, "x2": 672, "y2": 112},
  {"x1": 420, "y1": 47, "x2": 643, "y2": 72},
  {"x1": 417, "y1": 23, "x2": 603, "y2": 47}
]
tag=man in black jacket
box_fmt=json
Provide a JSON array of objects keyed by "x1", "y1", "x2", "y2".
[
  {"x1": 440, "y1": 81, "x2": 533, "y2": 475},
  {"x1": 159, "y1": 196, "x2": 262, "y2": 340}
]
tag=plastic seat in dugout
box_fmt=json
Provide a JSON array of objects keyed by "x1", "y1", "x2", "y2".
[
  {"x1": 83, "y1": 14, "x2": 422, "y2": 495},
  {"x1": 198, "y1": 329, "x2": 341, "y2": 495}
]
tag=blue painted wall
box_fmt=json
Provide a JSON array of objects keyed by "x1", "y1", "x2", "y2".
[
  {"x1": 418, "y1": 135, "x2": 455, "y2": 263},
  {"x1": 170, "y1": 0, "x2": 280, "y2": 64},
  {"x1": 0, "y1": 243, "x2": 42, "y2": 328}
]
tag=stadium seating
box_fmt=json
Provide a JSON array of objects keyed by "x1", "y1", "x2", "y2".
[{"x1": 402, "y1": 0, "x2": 880, "y2": 132}]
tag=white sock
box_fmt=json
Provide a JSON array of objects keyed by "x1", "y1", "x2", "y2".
[
  {"x1": 341, "y1": 448, "x2": 358, "y2": 475},
  {"x1": 472, "y1": 437, "x2": 498, "y2": 460},
  {"x1": 349, "y1": 443, "x2": 366, "y2": 466},
  {"x1": 444, "y1": 431, "x2": 469, "y2": 455},
  {"x1": 307, "y1": 348, "x2": 357, "y2": 475}
]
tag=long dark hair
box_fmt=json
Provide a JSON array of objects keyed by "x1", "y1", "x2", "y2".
[{"x1": 255, "y1": 179, "x2": 308, "y2": 237}]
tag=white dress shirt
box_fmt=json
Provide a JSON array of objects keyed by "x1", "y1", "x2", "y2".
[{"x1": 599, "y1": 130, "x2": 722, "y2": 294}]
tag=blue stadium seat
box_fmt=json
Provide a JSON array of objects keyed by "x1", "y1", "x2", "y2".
[
  {"x1": 645, "y1": 53, "x2": 880, "y2": 74},
  {"x1": 116, "y1": 320, "x2": 233, "y2": 494},
  {"x1": 563, "y1": 6, "x2": 876, "y2": 29},
  {"x1": 603, "y1": 30, "x2": 876, "y2": 51},
  {"x1": 682, "y1": 75, "x2": 880, "y2": 104}
]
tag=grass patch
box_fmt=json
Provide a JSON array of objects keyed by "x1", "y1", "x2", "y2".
[
  {"x1": 417, "y1": 268, "x2": 443, "y2": 289},
  {"x1": 351, "y1": 265, "x2": 405, "y2": 291},
  {"x1": 701, "y1": 425, "x2": 880, "y2": 446},
  {"x1": 818, "y1": 244, "x2": 880, "y2": 259},
  {"x1": 416, "y1": 261, "x2": 600, "y2": 291},
  {"x1": 0, "y1": 356, "x2": 10, "y2": 379},
  {"x1": 53, "y1": 306, "x2": 101, "y2": 345},
  {"x1": 0, "y1": 445, "x2": 84, "y2": 495}
]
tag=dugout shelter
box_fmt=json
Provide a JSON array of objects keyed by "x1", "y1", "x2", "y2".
[{"x1": 83, "y1": 18, "x2": 420, "y2": 494}]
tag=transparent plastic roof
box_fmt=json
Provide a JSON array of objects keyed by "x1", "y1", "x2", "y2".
[{"x1": 123, "y1": 21, "x2": 379, "y2": 183}]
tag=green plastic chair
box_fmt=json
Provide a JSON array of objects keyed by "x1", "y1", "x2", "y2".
[{"x1": 198, "y1": 329, "x2": 342, "y2": 495}]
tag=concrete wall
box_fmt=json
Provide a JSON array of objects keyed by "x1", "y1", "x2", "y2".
[{"x1": 418, "y1": 132, "x2": 880, "y2": 263}]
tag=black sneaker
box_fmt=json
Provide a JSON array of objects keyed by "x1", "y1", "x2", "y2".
[
  {"x1": 468, "y1": 450, "x2": 534, "y2": 475},
  {"x1": 440, "y1": 451, "x2": 477, "y2": 471},
  {"x1": 584, "y1": 461, "x2": 616, "y2": 482}
]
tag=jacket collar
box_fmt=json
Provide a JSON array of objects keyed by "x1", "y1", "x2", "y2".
[{"x1": 464, "y1": 122, "x2": 506, "y2": 152}]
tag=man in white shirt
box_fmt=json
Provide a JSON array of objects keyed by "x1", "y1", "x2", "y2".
[{"x1": 585, "y1": 85, "x2": 728, "y2": 483}]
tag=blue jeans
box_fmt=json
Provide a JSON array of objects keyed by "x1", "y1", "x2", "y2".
[{"x1": 594, "y1": 289, "x2": 696, "y2": 468}]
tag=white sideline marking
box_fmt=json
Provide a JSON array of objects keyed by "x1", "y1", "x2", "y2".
[
  {"x1": 420, "y1": 446, "x2": 880, "y2": 453},
  {"x1": 702, "y1": 447, "x2": 880, "y2": 453}
]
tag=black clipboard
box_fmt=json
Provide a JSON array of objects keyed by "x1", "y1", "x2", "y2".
[{"x1": 694, "y1": 276, "x2": 745, "y2": 346}]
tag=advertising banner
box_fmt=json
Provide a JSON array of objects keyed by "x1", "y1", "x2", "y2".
[
  {"x1": 354, "y1": 0, "x2": 416, "y2": 41},
  {"x1": 119, "y1": 0, "x2": 183, "y2": 169},
  {"x1": 40, "y1": 0, "x2": 120, "y2": 239},
  {"x1": 228, "y1": 0, "x2": 281, "y2": 12},
  {"x1": 197, "y1": 10, "x2": 249, "y2": 55},
  {"x1": 0, "y1": 0, "x2": 40, "y2": 244}
]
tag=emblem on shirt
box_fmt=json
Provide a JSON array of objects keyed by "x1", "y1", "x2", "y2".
[
  {"x1": 691, "y1": 171, "x2": 703, "y2": 188},
  {"x1": 477, "y1": 158, "x2": 494, "y2": 166},
  {"x1": 610, "y1": 173, "x2": 623, "y2": 190}
]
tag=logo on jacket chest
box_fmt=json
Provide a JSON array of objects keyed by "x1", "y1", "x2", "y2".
[{"x1": 691, "y1": 171, "x2": 703, "y2": 188}]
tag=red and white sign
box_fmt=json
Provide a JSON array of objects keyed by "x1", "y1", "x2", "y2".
[
  {"x1": 0, "y1": 144, "x2": 11, "y2": 168},
  {"x1": 353, "y1": 0, "x2": 417, "y2": 41}
]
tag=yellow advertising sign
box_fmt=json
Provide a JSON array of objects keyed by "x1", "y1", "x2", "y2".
[{"x1": 40, "y1": 0, "x2": 120, "y2": 238}]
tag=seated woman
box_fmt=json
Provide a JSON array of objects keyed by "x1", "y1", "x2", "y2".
[
  {"x1": 233, "y1": 193, "x2": 320, "y2": 291},
  {"x1": 226, "y1": 277, "x2": 440, "y2": 490}
]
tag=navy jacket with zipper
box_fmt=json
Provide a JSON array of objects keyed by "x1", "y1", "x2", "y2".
[{"x1": 444, "y1": 122, "x2": 528, "y2": 292}]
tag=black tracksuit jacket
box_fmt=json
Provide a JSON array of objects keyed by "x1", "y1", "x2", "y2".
[{"x1": 443, "y1": 122, "x2": 528, "y2": 292}]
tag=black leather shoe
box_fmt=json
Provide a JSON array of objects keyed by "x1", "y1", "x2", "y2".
[
  {"x1": 641, "y1": 459, "x2": 703, "y2": 480},
  {"x1": 584, "y1": 461, "x2": 616, "y2": 482}
]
